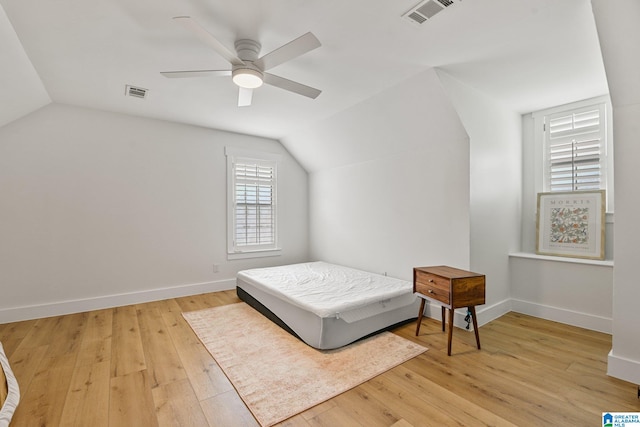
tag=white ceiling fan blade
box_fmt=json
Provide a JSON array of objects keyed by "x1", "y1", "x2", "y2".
[
  {"x1": 263, "y1": 73, "x2": 321, "y2": 99},
  {"x1": 160, "y1": 70, "x2": 231, "y2": 78},
  {"x1": 254, "y1": 32, "x2": 321, "y2": 71},
  {"x1": 238, "y1": 87, "x2": 253, "y2": 107},
  {"x1": 173, "y1": 16, "x2": 245, "y2": 66}
]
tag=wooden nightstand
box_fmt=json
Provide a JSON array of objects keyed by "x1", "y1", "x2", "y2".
[{"x1": 413, "y1": 265, "x2": 485, "y2": 356}]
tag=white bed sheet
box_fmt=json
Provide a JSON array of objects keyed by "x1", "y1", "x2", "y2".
[{"x1": 236, "y1": 261, "x2": 415, "y2": 320}]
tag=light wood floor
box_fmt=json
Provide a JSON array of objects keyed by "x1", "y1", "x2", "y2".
[{"x1": 1, "y1": 290, "x2": 638, "y2": 426}]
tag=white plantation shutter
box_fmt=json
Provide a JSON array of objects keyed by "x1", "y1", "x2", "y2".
[
  {"x1": 233, "y1": 160, "x2": 276, "y2": 248},
  {"x1": 226, "y1": 147, "x2": 280, "y2": 256},
  {"x1": 544, "y1": 103, "x2": 606, "y2": 193}
]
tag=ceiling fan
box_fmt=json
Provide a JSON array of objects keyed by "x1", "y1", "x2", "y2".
[{"x1": 161, "y1": 16, "x2": 322, "y2": 107}]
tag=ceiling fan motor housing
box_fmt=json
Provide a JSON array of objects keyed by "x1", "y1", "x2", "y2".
[{"x1": 235, "y1": 39, "x2": 261, "y2": 62}]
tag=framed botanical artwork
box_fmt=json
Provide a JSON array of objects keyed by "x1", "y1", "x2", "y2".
[{"x1": 536, "y1": 190, "x2": 606, "y2": 260}]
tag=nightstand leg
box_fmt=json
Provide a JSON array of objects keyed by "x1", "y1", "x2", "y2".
[
  {"x1": 470, "y1": 306, "x2": 481, "y2": 350},
  {"x1": 447, "y1": 307, "x2": 454, "y2": 356},
  {"x1": 415, "y1": 298, "x2": 426, "y2": 336},
  {"x1": 441, "y1": 306, "x2": 446, "y2": 331}
]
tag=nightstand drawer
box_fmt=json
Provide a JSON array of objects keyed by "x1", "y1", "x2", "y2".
[
  {"x1": 414, "y1": 280, "x2": 450, "y2": 304},
  {"x1": 415, "y1": 270, "x2": 450, "y2": 292}
]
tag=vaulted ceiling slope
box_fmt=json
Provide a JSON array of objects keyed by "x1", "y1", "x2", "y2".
[
  {"x1": 0, "y1": 0, "x2": 607, "y2": 140},
  {"x1": 0, "y1": 6, "x2": 50, "y2": 128}
]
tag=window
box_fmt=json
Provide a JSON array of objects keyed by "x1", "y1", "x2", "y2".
[
  {"x1": 226, "y1": 147, "x2": 281, "y2": 258},
  {"x1": 536, "y1": 96, "x2": 613, "y2": 211},
  {"x1": 544, "y1": 104, "x2": 606, "y2": 192}
]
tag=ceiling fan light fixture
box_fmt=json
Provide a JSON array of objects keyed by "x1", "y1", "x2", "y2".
[{"x1": 232, "y1": 68, "x2": 263, "y2": 89}]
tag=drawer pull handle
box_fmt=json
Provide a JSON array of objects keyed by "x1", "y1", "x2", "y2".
[
  {"x1": 428, "y1": 279, "x2": 434, "y2": 283},
  {"x1": 428, "y1": 289, "x2": 434, "y2": 294}
]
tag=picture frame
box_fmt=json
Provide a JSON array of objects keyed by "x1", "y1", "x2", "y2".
[{"x1": 536, "y1": 190, "x2": 606, "y2": 260}]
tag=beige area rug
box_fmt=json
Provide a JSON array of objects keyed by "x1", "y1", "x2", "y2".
[{"x1": 183, "y1": 303, "x2": 427, "y2": 426}]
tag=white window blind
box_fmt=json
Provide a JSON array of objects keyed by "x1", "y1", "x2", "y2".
[
  {"x1": 233, "y1": 160, "x2": 276, "y2": 248},
  {"x1": 225, "y1": 147, "x2": 280, "y2": 257},
  {"x1": 544, "y1": 103, "x2": 606, "y2": 193}
]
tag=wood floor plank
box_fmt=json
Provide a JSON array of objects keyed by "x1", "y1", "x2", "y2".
[
  {"x1": 16, "y1": 316, "x2": 64, "y2": 350},
  {"x1": 136, "y1": 305, "x2": 187, "y2": 387},
  {"x1": 200, "y1": 389, "x2": 260, "y2": 427},
  {"x1": 12, "y1": 347, "x2": 80, "y2": 427},
  {"x1": 4, "y1": 344, "x2": 49, "y2": 403},
  {"x1": 46, "y1": 312, "x2": 88, "y2": 358},
  {"x1": 276, "y1": 413, "x2": 313, "y2": 426},
  {"x1": 110, "y1": 305, "x2": 146, "y2": 378},
  {"x1": 210, "y1": 289, "x2": 243, "y2": 305},
  {"x1": 161, "y1": 307, "x2": 234, "y2": 400},
  {"x1": 175, "y1": 295, "x2": 216, "y2": 313},
  {"x1": 0, "y1": 319, "x2": 37, "y2": 357},
  {"x1": 331, "y1": 385, "x2": 405, "y2": 427},
  {"x1": 109, "y1": 370, "x2": 159, "y2": 427},
  {"x1": 59, "y1": 360, "x2": 110, "y2": 427},
  {"x1": 152, "y1": 378, "x2": 209, "y2": 427},
  {"x1": 76, "y1": 309, "x2": 113, "y2": 367},
  {"x1": 305, "y1": 404, "x2": 365, "y2": 427},
  {"x1": 298, "y1": 399, "x2": 338, "y2": 421}
]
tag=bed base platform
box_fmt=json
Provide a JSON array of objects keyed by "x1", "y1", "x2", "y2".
[
  {"x1": 237, "y1": 286, "x2": 417, "y2": 349},
  {"x1": 236, "y1": 286, "x2": 302, "y2": 340}
]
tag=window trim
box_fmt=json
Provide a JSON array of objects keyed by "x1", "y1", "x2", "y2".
[{"x1": 225, "y1": 147, "x2": 282, "y2": 260}]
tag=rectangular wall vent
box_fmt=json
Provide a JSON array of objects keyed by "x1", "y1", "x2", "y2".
[
  {"x1": 125, "y1": 85, "x2": 148, "y2": 99},
  {"x1": 403, "y1": 0, "x2": 460, "y2": 25},
  {"x1": 407, "y1": 11, "x2": 427, "y2": 24}
]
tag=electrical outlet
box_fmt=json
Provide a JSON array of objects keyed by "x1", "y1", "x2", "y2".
[{"x1": 213, "y1": 264, "x2": 219, "y2": 273}]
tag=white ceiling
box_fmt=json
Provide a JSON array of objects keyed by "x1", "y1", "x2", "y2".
[{"x1": 0, "y1": 0, "x2": 608, "y2": 140}]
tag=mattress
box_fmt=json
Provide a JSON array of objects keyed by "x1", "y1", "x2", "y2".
[{"x1": 236, "y1": 261, "x2": 419, "y2": 349}]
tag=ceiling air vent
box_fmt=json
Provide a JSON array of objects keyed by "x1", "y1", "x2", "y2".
[
  {"x1": 403, "y1": 0, "x2": 460, "y2": 25},
  {"x1": 125, "y1": 85, "x2": 148, "y2": 99}
]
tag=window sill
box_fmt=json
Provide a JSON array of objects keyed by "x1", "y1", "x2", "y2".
[
  {"x1": 509, "y1": 252, "x2": 613, "y2": 267},
  {"x1": 227, "y1": 249, "x2": 282, "y2": 260}
]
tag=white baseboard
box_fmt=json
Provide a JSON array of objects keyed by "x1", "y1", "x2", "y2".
[
  {"x1": 0, "y1": 278, "x2": 236, "y2": 324},
  {"x1": 608, "y1": 350, "x2": 640, "y2": 385},
  {"x1": 511, "y1": 298, "x2": 612, "y2": 334},
  {"x1": 475, "y1": 298, "x2": 512, "y2": 326},
  {"x1": 418, "y1": 298, "x2": 511, "y2": 331},
  {"x1": 420, "y1": 297, "x2": 610, "y2": 334}
]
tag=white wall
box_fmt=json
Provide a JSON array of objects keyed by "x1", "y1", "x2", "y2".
[
  {"x1": 592, "y1": 0, "x2": 640, "y2": 385},
  {"x1": 436, "y1": 70, "x2": 522, "y2": 324},
  {"x1": 509, "y1": 255, "x2": 613, "y2": 333},
  {"x1": 0, "y1": 103, "x2": 309, "y2": 322},
  {"x1": 284, "y1": 69, "x2": 471, "y2": 295}
]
